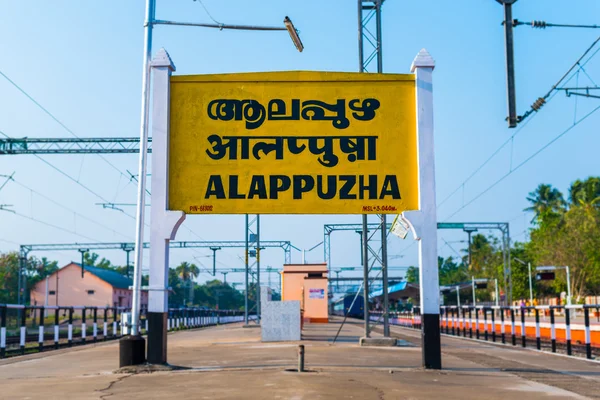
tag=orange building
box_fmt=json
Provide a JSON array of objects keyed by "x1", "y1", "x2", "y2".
[
  {"x1": 281, "y1": 263, "x2": 328, "y2": 323},
  {"x1": 30, "y1": 262, "x2": 148, "y2": 308}
]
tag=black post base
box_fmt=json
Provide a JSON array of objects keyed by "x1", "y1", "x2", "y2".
[
  {"x1": 421, "y1": 313, "x2": 442, "y2": 370},
  {"x1": 119, "y1": 335, "x2": 146, "y2": 367},
  {"x1": 147, "y1": 312, "x2": 168, "y2": 365}
]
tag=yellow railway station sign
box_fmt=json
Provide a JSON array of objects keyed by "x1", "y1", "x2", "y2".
[{"x1": 168, "y1": 71, "x2": 418, "y2": 214}]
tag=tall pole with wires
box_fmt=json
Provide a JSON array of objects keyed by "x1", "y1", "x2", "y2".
[
  {"x1": 497, "y1": 0, "x2": 518, "y2": 128},
  {"x1": 122, "y1": 0, "x2": 155, "y2": 367},
  {"x1": 131, "y1": 0, "x2": 154, "y2": 336}
]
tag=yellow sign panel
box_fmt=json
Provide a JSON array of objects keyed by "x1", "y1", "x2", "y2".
[{"x1": 168, "y1": 71, "x2": 418, "y2": 214}]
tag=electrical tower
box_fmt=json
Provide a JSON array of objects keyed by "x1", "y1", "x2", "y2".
[
  {"x1": 245, "y1": 215, "x2": 261, "y2": 324},
  {"x1": 16, "y1": 240, "x2": 293, "y2": 306},
  {"x1": 358, "y1": 0, "x2": 390, "y2": 338},
  {"x1": 0, "y1": 137, "x2": 151, "y2": 154}
]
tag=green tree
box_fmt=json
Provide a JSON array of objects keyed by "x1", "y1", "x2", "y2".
[
  {"x1": 175, "y1": 262, "x2": 200, "y2": 306},
  {"x1": 510, "y1": 242, "x2": 535, "y2": 301},
  {"x1": 175, "y1": 262, "x2": 200, "y2": 282},
  {"x1": 524, "y1": 183, "x2": 567, "y2": 223},
  {"x1": 194, "y1": 279, "x2": 246, "y2": 310},
  {"x1": 469, "y1": 234, "x2": 503, "y2": 280},
  {"x1": 438, "y1": 256, "x2": 468, "y2": 286},
  {"x1": 34, "y1": 257, "x2": 59, "y2": 279},
  {"x1": 168, "y1": 267, "x2": 185, "y2": 307},
  {"x1": 0, "y1": 252, "x2": 20, "y2": 303},
  {"x1": 0, "y1": 252, "x2": 61, "y2": 304},
  {"x1": 437, "y1": 256, "x2": 470, "y2": 305},
  {"x1": 405, "y1": 266, "x2": 419, "y2": 284},
  {"x1": 528, "y1": 201, "x2": 600, "y2": 300},
  {"x1": 83, "y1": 252, "x2": 113, "y2": 270},
  {"x1": 569, "y1": 176, "x2": 600, "y2": 207}
]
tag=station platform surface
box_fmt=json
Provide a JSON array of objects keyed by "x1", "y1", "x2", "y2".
[{"x1": 2, "y1": 317, "x2": 600, "y2": 399}]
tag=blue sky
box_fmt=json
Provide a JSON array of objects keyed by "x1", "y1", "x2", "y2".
[{"x1": 0, "y1": 0, "x2": 599, "y2": 289}]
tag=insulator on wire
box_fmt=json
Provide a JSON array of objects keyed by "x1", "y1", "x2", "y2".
[
  {"x1": 531, "y1": 21, "x2": 547, "y2": 29},
  {"x1": 531, "y1": 97, "x2": 546, "y2": 111}
]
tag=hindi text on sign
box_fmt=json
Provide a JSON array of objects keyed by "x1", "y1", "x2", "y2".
[{"x1": 205, "y1": 135, "x2": 377, "y2": 168}]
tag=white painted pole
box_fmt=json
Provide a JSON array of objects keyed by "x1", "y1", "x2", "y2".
[
  {"x1": 566, "y1": 266, "x2": 572, "y2": 305},
  {"x1": 147, "y1": 48, "x2": 186, "y2": 364},
  {"x1": 472, "y1": 277, "x2": 476, "y2": 307},
  {"x1": 404, "y1": 49, "x2": 440, "y2": 369},
  {"x1": 44, "y1": 277, "x2": 49, "y2": 317},
  {"x1": 131, "y1": 0, "x2": 155, "y2": 336},
  {"x1": 456, "y1": 286, "x2": 460, "y2": 309},
  {"x1": 528, "y1": 262, "x2": 533, "y2": 305},
  {"x1": 495, "y1": 279, "x2": 499, "y2": 308}
]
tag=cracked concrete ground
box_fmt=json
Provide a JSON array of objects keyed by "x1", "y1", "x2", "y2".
[{"x1": 1, "y1": 318, "x2": 600, "y2": 399}]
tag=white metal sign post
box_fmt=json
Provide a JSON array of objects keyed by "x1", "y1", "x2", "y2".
[
  {"x1": 146, "y1": 49, "x2": 186, "y2": 364},
  {"x1": 403, "y1": 49, "x2": 442, "y2": 369}
]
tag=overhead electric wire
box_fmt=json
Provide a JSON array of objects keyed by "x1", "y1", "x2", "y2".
[
  {"x1": 124, "y1": 162, "x2": 223, "y2": 261},
  {"x1": 512, "y1": 230, "x2": 529, "y2": 241},
  {"x1": 519, "y1": 34, "x2": 600, "y2": 123},
  {"x1": 0, "y1": 236, "x2": 19, "y2": 245},
  {"x1": 0, "y1": 173, "x2": 13, "y2": 193},
  {"x1": 4, "y1": 209, "x2": 101, "y2": 242},
  {"x1": 10, "y1": 177, "x2": 131, "y2": 240},
  {"x1": 513, "y1": 20, "x2": 600, "y2": 30},
  {"x1": 508, "y1": 212, "x2": 528, "y2": 223},
  {"x1": 437, "y1": 114, "x2": 537, "y2": 210},
  {"x1": 124, "y1": 169, "x2": 151, "y2": 198},
  {"x1": 443, "y1": 102, "x2": 600, "y2": 222},
  {"x1": 0, "y1": 236, "x2": 72, "y2": 259},
  {"x1": 38, "y1": 156, "x2": 129, "y2": 211},
  {"x1": 0, "y1": 70, "x2": 265, "y2": 266},
  {"x1": 0, "y1": 69, "x2": 229, "y2": 265},
  {"x1": 0, "y1": 69, "x2": 157, "y2": 242},
  {"x1": 112, "y1": 177, "x2": 133, "y2": 204},
  {"x1": 437, "y1": 38, "x2": 600, "y2": 213},
  {"x1": 1, "y1": 129, "x2": 139, "y2": 222},
  {"x1": 194, "y1": 0, "x2": 223, "y2": 26},
  {"x1": 578, "y1": 64, "x2": 598, "y2": 87},
  {"x1": 0, "y1": 69, "x2": 128, "y2": 177},
  {"x1": 441, "y1": 238, "x2": 463, "y2": 258}
]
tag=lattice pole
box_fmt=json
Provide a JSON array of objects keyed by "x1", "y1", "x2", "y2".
[{"x1": 358, "y1": 0, "x2": 388, "y2": 337}]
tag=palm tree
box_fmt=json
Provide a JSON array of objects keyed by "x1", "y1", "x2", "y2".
[
  {"x1": 569, "y1": 177, "x2": 600, "y2": 207},
  {"x1": 466, "y1": 234, "x2": 495, "y2": 275},
  {"x1": 175, "y1": 262, "x2": 200, "y2": 305},
  {"x1": 36, "y1": 257, "x2": 58, "y2": 279},
  {"x1": 524, "y1": 184, "x2": 566, "y2": 222}
]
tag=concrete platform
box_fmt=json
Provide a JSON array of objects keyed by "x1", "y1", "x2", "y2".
[{"x1": 1, "y1": 318, "x2": 600, "y2": 399}]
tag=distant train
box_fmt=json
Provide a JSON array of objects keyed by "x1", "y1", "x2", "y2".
[{"x1": 332, "y1": 293, "x2": 365, "y2": 319}]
